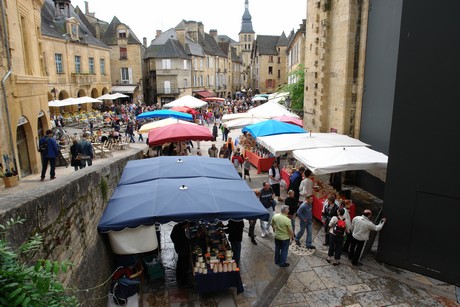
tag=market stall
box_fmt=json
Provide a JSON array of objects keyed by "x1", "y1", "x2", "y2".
[
  {"x1": 98, "y1": 156, "x2": 269, "y2": 294},
  {"x1": 243, "y1": 149, "x2": 275, "y2": 174}
]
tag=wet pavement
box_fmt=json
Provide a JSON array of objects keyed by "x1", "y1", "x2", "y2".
[{"x1": 2, "y1": 124, "x2": 458, "y2": 306}]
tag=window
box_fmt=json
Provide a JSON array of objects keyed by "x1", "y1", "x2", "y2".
[
  {"x1": 55, "y1": 53, "x2": 63, "y2": 74},
  {"x1": 162, "y1": 59, "x2": 171, "y2": 69},
  {"x1": 164, "y1": 81, "x2": 171, "y2": 94},
  {"x1": 277, "y1": 57, "x2": 280, "y2": 64},
  {"x1": 183, "y1": 78, "x2": 188, "y2": 89},
  {"x1": 89, "y1": 57, "x2": 94, "y2": 74},
  {"x1": 278, "y1": 70, "x2": 281, "y2": 78},
  {"x1": 120, "y1": 47, "x2": 127, "y2": 59},
  {"x1": 121, "y1": 67, "x2": 129, "y2": 84},
  {"x1": 269, "y1": 56, "x2": 274, "y2": 63},
  {"x1": 100, "y1": 58, "x2": 105, "y2": 75},
  {"x1": 118, "y1": 29, "x2": 127, "y2": 39},
  {"x1": 75, "y1": 55, "x2": 81, "y2": 73},
  {"x1": 268, "y1": 66, "x2": 273, "y2": 75},
  {"x1": 183, "y1": 59, "x2": 187, "y2": 70}
]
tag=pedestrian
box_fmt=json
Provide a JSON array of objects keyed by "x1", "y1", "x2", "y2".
[
  {"x1": 69, "y1": 137, "x2": 81, "y2": 171},
  {"x1": 349, "y1": 209, "x2": 386, "y2": 266},
  {"x1": 259, "y1": 182, "x2": 275, "y2": 238},
  {"x1": 226, "y1": 137, "x2": 234, "y2": 160},
  {"x1": 39, "y1": 129, "x2": 59, "y2": 181},
  {"x1": 294, "y1": 195, "x2": 316, "y2": 249},
  {"x1": 126, "y1": 123, "x2": 135, "y2": 143},
  {"x1": 208, "y1": 143, "x2": 218, "y2": 157},
  {"x1": 271, "y1": 205, "x2": 294, "y2": 267},
  {"x1": 299, "y1": 169, "x2": 314, "y2": 200},
  {"x1": 289, "y1": 167, "x2": 305, "y2": 204},
  {"x1": 77, "y1": 133, "x2": 94, "y2": 168},
  {"x1": 225, "y1": 220, "x2": 244, "y2": 267},
  {"x1": 269, "y1": 161, "x2": 283, "y2": 201},
  {"x1": 219, "y1": 144, "x2": 228, "y2": 158},
  {"x1": 89, "y1": 120, "x2": 94, "y2": 135},
  {"x1": 212, "y1": 123, "x2": 218, "y2": 141},
  {"x1": 231, "y1": 150, "x2": 244, "y2": 175},
  {"x1": 285, "y1": 190, "x2": 298, "y2": 234},
  {"x1": 137, "y1": 121, "x2": 144, "y2": 142},
  {"x1": 243, "y1": 157, "x2": 251, "y2": 181},
  {"x1": 170, "y1": 221, "x2": 191, "y2": 287},
  {"x1": 248, "y1": 189, "x2": 260, "y2": 245},
  {"x1": 342, "y1": 200, "x2": 354, "y2": 254},
  {"x1": 326, "y1": 207, "x2": 349, "y2": 265},
  {"x1": 322, "y1": 195, "x2": 339, "y2": 246}
]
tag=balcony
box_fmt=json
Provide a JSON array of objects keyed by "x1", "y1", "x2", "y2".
[
  {"x1": 156, "y1": 87, "x2": 181, "y2": 95},
  {"x1": 156, "y1": 69, "x2": 179, "y2": 76},
  {"x1": 71, "y1": 73, "x2": 96, "y2": 85}
]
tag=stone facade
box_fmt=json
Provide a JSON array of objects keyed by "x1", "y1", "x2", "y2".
[
  {"x1": 303, "y1": 0, "x2": 368, "y2": 136},
  {"x1": 0, "y1": 150, "x2": 143, "y2": 305},
  {"x1": 286, "y1": 19, "x2": 307, "y2": 87},
  {"x1": 0, "y1": 0, "x2": 49, "y2": 180}
]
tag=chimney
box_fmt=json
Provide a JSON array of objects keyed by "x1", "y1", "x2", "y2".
[
  {"x1": 84, "y1": 1, "x2": 89, "y2": 14},
  {"x1": 210, "y1": 29, "x2": 218, "y2": 42},
  {"x1": 176, "y1": 28, "x2": 185, "y2": 46},
  {"x1": 156, "y1": 30, "x2": 162, "y2": 38},
  {"x1": 143, "y1": 37, "x2": 147, "y2": 48}
]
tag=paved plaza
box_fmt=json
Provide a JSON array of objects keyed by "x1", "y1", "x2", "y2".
[{"x1": 1, "y1": 125, "x2": 458, "y2": 306}]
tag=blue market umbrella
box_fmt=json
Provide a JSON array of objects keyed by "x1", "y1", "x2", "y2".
[
  {"x1": 136, "y1": 109, "x2": 193, "y2": 121},
  {"x1": 98, "y1": 177, "x2": 269, "y2": 231},
  {"x1": 242, "y1": 119, "x2": 306, "y2": 138},
  {"x1": 117, "y1": 156, "x2": 242, "y2": 185}
]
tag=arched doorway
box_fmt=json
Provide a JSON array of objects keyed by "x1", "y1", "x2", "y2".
[{"x1": 16, "y1": 117, "x2": 32, "y2": 177}]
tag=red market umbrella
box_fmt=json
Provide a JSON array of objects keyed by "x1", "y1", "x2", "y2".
[
  {"x1": 171, "y1": 106, "x2": 199, "y2": 115},
  {"x1": 148, "y1": 123, "x2": 214, "y2": 146},
  {"x1": 273, "y1": 115, "x2": 304, "y2": 128}
]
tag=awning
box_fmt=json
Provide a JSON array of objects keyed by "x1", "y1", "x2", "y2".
[
  {"x1": 112, "y1": 85, "x2": 138, "y2": 94},
  {"x1": 193, "y1": 90, "x2": 216, "y2": 98}
]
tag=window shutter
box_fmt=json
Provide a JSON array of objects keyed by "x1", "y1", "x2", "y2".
[{"x1": 128, "y1": 68, "x2": 133, "y2": 84}]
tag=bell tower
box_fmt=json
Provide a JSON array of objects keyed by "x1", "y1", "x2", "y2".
[{"x1": 239, "y1": 0, "x2": 255, "y2": 91}]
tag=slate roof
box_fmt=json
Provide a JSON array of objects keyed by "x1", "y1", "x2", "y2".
[
  {"x1": 254, "y1": 35, "x2": 282, "y2": 55},
  {"x1": 101, "y1": 16, "x2": 142, "y2": 45},
  {"x1": 218, "y1": 42, "x2": 242, "y2": 63},
  {"x1": 41, "y1": 0, "x2": 108, "y2": 49},
  {"x1": 198, "y1": 32, "x2": 226, "y2": 57},
  {"x1": 145, "y1": 28, "x2": 190, "y2": 60},
  {"x1": 217, "y1": 35, "x2": 238, "y2": 44}
]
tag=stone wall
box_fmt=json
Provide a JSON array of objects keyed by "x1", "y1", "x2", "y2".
[{"x1": 0, "y1": 149, "x2": 143, "y2": 306}]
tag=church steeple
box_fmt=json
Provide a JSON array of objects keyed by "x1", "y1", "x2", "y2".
[{"x1": 239, "y1": 0, "x2": 254, "y2": 34}]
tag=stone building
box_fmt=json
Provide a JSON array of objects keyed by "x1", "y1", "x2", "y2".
[
  {"x1": 303, "y1": 0, "x2": 368, "y2": 136},
  {"x1": 1, "y1": 0, "x2": 50, "y2": 179},
  {"x1": 251, "y1": 33, "x2": 289, "y2": 94},
  {"x1": 144, "y1": 20, "x2": 245, "y2": 106},
  {"x1": 75, "y1": 2, "x2": 144, "y2": 103},
  {"x1": 41, "y1": 0, "x2": 111, "y2": 114},
  {"x1": 286, "y1": 19, "x2": 306, "y2": 86},
  {"x1": 237, "y1": 0, "x2": 255, "y2": 92}
]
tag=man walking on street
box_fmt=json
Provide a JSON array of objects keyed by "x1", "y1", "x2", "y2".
[
  {"x1": 259, "y1": 182, "x2": 275, "y2": 237},
  {"x1": 272, "y1": 205, "x2": 294, "y2": 267},
  {"x1": 208, "y1": 143, "x2": 218, "y2": 157},
  {"x1": 269, "y1": 161, "x2": 283, "y2": 201},
  {"x1": 295, "y1": 195, "x2": 316, "y2": 249},
  {"x1": 39, "y1": 129, "x2": 59, "y2": 181},
  {"x1": 349, "y1": 209, "x2": 386, "y2": 266}
]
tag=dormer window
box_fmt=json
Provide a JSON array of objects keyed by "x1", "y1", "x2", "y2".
[
  {"x1": 118, "y1": 29, "x2": 127, "y2": 39},
  {"x1": 66, "y1": 17, "x2": 80, "y2": 41}
]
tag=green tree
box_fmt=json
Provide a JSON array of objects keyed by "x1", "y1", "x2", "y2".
[
  {"x1": 278, "y1": 64, "x2": 305, "y2": 113},
  {"x1": 0, "y1": 218, "x2": 79, "y2": 306}
]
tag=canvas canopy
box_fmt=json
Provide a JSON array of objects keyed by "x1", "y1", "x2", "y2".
[
  {"x1": 242, "y1": 120, "x2": 306, "y2": 138},
  {"x1": 163, "y1": 95, "x2": 207, "y2": 108},
  {"x1": 248, "y1": 101, "x2": 299, "y2": 119},
  {"x1": 292, "y1": 146, "x2": 388, "y2": 180},
  {"x1": 98, "y1": 156, "x2": 269, "y2": 233},
  {"x1": 256, "y1": 132, "x2": 370, "y2": 156}
]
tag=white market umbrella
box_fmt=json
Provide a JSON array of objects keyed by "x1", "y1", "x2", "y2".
[
  {"x1": 221, "y1": 112, "x2": 271, "y2": 122},
  {"x1": 97, "y1": 93, "x2": 128, "y2": 100},
  {"x1": 48, "y1": 99, "x2": 72, "y2": 107},
  {"x1": 251, "y1": 96, "x2": 267, "y2": 102},
  {"x1": 223, "y1": 116, "x2": 269, "y2": 129},
  {"x1": 75, "y1": 96, "x2": 102, "y2": 104},
  {"x1": 163, "y1": 95, "x2": 207, "y2": 109},
  {"x1": 248, "y1": 100, "x2": 299, "y2": 119},
  {"x1": 293, "y1": 146, "x2": 388, "y2": 180},
  {"x1": 138, "y1": 118, "x2": 196, "y2": 134}
]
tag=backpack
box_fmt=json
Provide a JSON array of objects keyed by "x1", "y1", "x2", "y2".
[
  {"x1": 333, "y1": 218, "x2": 346, "y2": 236},
  {"x1": 38, "y1": 138, "x2": 49, "y2": 154}
]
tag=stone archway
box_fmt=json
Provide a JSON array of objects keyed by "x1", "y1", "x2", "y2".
[
  {"x1": 16, "y1": 116, "x2": 32, "y2": 177},
  {"x1": 77, "y1": 89, "x2": 91, "y2": 111}
]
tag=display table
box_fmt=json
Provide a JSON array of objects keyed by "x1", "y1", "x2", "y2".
[
  {"x1": 195, "y1": 271, "x2": 244, "y2": 294},
  {"x1": 312, "y1": 196, "x2": 356, "y2": 222},
  {"x1": 281, "y1": 169, "x2": 291, "y2": 190},
  {"x1": 244, "y1": 150, "x2": 275, "y2": 174}
]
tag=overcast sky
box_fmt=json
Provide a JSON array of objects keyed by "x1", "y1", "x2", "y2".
[{"x1": 72, "y1": 0, "x2": 307, "y2": 44}]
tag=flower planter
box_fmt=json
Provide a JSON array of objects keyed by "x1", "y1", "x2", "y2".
[{"x1": 3, "y1": 175, "x2": 19, "y2": 188}]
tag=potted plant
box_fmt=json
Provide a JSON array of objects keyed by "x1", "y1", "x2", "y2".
[{"x1": 1, "y1": 156, "x2": 19, "y2": 188}]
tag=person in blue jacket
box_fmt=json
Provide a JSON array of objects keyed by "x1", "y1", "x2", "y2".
[{"x1": 39, "y1": 129, "x2": 59, "y2": 181}]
